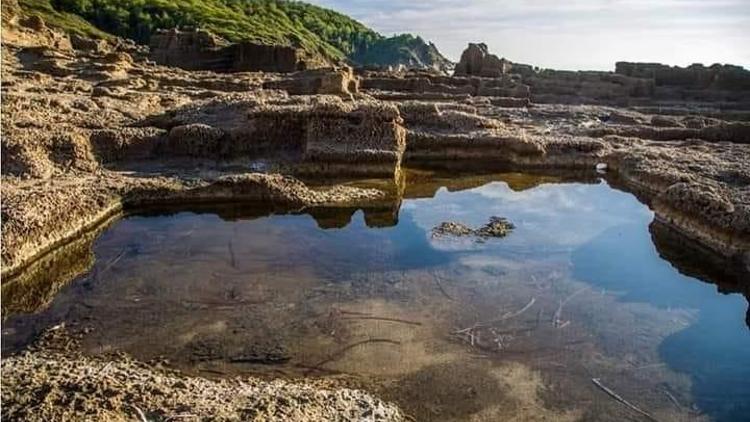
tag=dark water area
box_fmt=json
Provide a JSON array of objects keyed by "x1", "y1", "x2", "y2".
[{"x1": 2, "y1": 170, "x2": 749, "y2": 421}]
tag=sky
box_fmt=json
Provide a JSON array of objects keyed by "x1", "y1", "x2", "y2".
[{"x1": 307, "y1": 0, "x2": 750, "y2": 71}]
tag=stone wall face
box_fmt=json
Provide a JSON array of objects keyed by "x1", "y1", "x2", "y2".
[
  {"x1": 360, "y1": 44, "x2": 750, "y2": 106},
  {"x1": 149, "y1": 29, "x2": 231, "y2": 72},
  {"x1": 150, "y1": 29, "x2": 306, "y2": 73},
  {"x1": 231, "y1": 43, "x2": 305, "y2": 72},
  {"x1": 616, "y1": 62, "x2": 750, "y2": 91}
]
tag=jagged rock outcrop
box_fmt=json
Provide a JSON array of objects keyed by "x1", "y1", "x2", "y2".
[
  {"x1": 149, "y1": 28, "x2": 311, "y2": 73},
  {"x1": 453, "y1": 43, "x2": 510, "y2": 77}
]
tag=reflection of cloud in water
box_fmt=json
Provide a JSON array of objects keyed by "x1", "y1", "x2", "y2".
[{"x1": 406, "y1": 180, "x2": 653, "y2": 250}]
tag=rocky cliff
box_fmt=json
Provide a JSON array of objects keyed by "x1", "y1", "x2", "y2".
[
  {"x1": 19, "y1": 0, "x2": 452, "y2": 71},
  {"x1": 149, "y1": 28, "x2": 313, "y2": 73}
]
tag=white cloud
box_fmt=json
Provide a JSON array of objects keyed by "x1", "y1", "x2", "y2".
[
  {"x1": 308, "y1": 0, "x2": 750, "y2": 70},
  {"x1": 403, "y1": 180, "x2": 653, "y2": 251}
]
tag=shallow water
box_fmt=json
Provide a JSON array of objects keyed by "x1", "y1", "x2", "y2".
[{"x1": 3, "y1": 170, "x2": 749, "y2": 421}]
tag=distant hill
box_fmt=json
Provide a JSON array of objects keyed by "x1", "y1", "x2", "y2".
[{"x1": 19, "y1": 0, "x2": 452, "y2": 70}]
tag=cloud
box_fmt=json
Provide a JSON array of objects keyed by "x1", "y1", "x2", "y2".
[
  {"x1": 402, "y1": 180, "x2": 653, "y2": 251},
  {"x1": 308, "y1": 0, "x2": 750, "y2": 70}
]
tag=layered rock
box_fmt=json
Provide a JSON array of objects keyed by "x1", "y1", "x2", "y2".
[
  {"x1": 149, "y1": 28, "x2": 310, "y2": 73},
  {"x1": 616, "y1": 62, "x2": 750, "y2": 91},
  {"x1": 361, "y1": 70, "x2": 530, "y2": 102},
  {"x1": 264, "y1": 66, "x2": 360, "y2": 96},
  {"x1": 365, "y1": 44, "x2": 750, "y2": 109}
]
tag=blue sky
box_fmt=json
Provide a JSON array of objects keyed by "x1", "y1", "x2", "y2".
[{"x1": 308, "y1": 0, "x2": 750, "y2": 70}]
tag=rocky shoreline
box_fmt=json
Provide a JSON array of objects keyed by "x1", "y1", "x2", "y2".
[
  {"x1": 1, "y1": 327, "x2": 404, "y2": 421},
  {"x1": 2, "y1": 2, "x2": 750, "y2": 420}
]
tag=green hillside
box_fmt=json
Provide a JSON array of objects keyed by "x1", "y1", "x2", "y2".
[{"x1": 19, "y1": 0, "x2": 451, "y2": 69}]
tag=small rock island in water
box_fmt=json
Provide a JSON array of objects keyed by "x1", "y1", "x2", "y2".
[{"x1": 1, "y1": 0, "x2": 749, "y2": 421}]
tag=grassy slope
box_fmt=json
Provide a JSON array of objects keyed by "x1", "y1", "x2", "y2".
[
  {"x1": 18, "y1": 0, "x2": 111, "y2": 38},
  {"x1": 19, "y1": 0, "x2": 449, "y2": 67}
]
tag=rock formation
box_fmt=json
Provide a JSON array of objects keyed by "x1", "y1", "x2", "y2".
[
  {"x1": 149, "y1": 28, "x2": 311, "y2": 73},
  {"x1": 453, "y1": 43, "x2": 511, "y2": 77},
  {"x1": 264, "y1": 66, "x2": 360, "y2": 96},
  {"x1": 616, "y1": 61, "x2": 750, "y2": 91}
]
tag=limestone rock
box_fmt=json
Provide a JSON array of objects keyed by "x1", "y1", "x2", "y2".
[
  {"x1": 264, "y1": 66, "x2": 360, "y2": 96},
  {"x1": 165, "y1": 124, "x2": 226, "y2": 156},
  {"x1": 70, "y1": 34, "x2": 109, "y2": 54},
  {"x1": 149, "y1": 28, "x2": 309, "y2": 73},
  {"x1": 454, "y1": 43, "x2": 511, "y2": 77}
]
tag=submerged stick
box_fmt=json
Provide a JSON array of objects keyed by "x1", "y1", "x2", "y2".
[
  {"x1": 95, "y1": 249, "x2": 127, "y2": 280},
  {"x1": 227, "y1": 240, "x2": 237, "y2": 269},
  {"x1": 431, "y1": 272, "x2": 455, "y2": 301},
  {"x1": 335, "y1": 309, "x2": 373, "y2": 316},
  {"x1": 591, "y1": 378, "x2": 659, "y2": 422},
  {"x1": 662, "y1": 389, "x2": 682, "y2": 409},
  {"x1": 500, "y1": 297, "x2": 536, "y2": 320},
  {"x1": 340, "y1": 316, "x2": 422, "y2": 326},
  {"x1": 477, "y1": 297, "x2": 536, "y2": 327},
  {"x1": 307, "y1": 338, "x2": 401, "y2": 374},
  {"x1": 553, "y1": 287, "x2": 588, "y2": 328}
]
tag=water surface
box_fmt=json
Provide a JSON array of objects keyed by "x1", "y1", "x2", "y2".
[{"x1": 3, "y1": 170, "x2": 749, "y2": 421}]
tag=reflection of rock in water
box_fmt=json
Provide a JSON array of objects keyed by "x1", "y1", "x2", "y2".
[
  {"x1": 363, "y1": 206, "x2": 400, "y2": 228},
  {"x1": 308, "y1": 207, "x2": 357, "y2": 229},
  {"x1": 1, "y1": 222, "x2": 106, "y2": 318},
  {"x1": 402, "y1": 167, "x2": 598, "y2": 199},
  {"x1": 650, "y1": 219, "x2": 750, "y2": 329}
]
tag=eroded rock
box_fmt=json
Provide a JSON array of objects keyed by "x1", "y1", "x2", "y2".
[
  {"x1": 432, "y1": 217, "x2": 515, "y2": 239},
  {"x1": 454, "y1": 43, "x2": 510, "y2": 77}
]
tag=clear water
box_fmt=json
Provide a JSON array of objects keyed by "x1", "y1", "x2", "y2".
[{"x1": 3, "y1": 171, "x2": 749, "y2": 421}]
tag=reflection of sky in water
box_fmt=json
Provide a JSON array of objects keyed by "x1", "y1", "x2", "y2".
[
  {"x1": 404, "y1": 180, "x2": 652, "y2": 252},
  {"x1": 573, "y1": 222, "x2": 750, "y2": 422},
  {"x1": 402, "y1": 179, "x2": 749, "y2": 421}
]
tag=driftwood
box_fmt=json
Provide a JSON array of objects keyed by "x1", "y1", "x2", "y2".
[{"x1": 591, "y1": 378, "x2": 659, "y2": 422}]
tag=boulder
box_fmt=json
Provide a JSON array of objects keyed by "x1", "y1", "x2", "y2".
[
  {"x1": 70, "y1": 34, "x2": 109, "y2": 54},
  {"x1": 454, "y1": 43, "x2": 510, "y2": 77}
]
